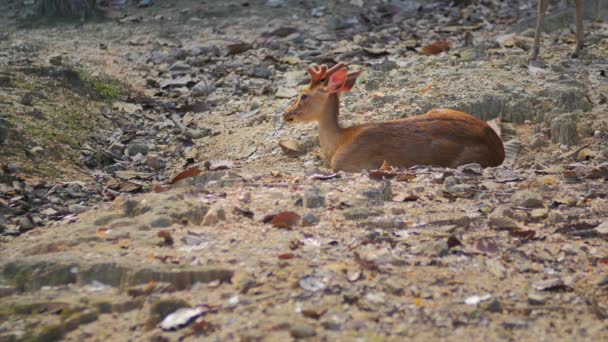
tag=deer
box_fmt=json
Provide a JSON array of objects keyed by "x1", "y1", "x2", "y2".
[
  {"x1": 282, "y1": 63, "x2": 505, "y2": 173},
  {"x1": 530, "y1": 0, "x2": 584, "y2": 61}
]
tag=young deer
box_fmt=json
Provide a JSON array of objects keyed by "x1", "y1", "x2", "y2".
[
  {"x1": 283, "y1": 63, "x2": 505, "y2": 173},
  {"x1": 530, "y1": 0, "x2": 584, "y2": 61}
]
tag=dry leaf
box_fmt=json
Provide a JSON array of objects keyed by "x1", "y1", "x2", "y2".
[
  {"x1": 204, "y1": 159, "x2": 234, "y2": 171},
  {"x1": 419, "y1": 40, "x2": 451, "y2": 55},
  {"x1": 279, "y1": 140, "x2": 303, "y2": 157},
  {"x1": 508, "y1": 230, "x2": 536, "y2": 240},
  {"x1": 169, "y1": 167, "x2": 202, "y2": 184},
  {"x1": 447, "y1": 236, "x2": 463, "y2": 248},
  {"x1": 270, "y1": 211, "x2": 301, "y2": 228},
  {"x1": 369, "y1": 170, "x2": 396, "y2": 180},
  {"x1": 157, "y1": 230, "x2": 174, "y2": 246},
  {"x1": 278, "y1": 252, "x2": 295, "y2": 260},
  {"x1": 380, "y1": 160, "x2": 392, "y2": 171},
  {"x1": 301, "y1": 308, "x2": 327, "y2": 320},
  {"x1": 418, "y1": 84, "x2": 433, "y2": 94},
  {"x1": 153, "y1": 184, "x2": 168, "y2": 193},
  {"x1": 226, "y1": 42, "x2": 252, "y2": 55}
]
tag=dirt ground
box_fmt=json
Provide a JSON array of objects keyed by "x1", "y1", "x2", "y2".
[{"x1": 1, "y1": 0, "x2": 607, "y2": 341}]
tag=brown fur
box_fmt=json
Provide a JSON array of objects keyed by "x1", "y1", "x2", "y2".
[{"x1": 283, "y1": 65, "x2": 505, "y2": 173}]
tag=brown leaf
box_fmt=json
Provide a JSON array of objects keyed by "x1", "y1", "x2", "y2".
[
  {"x1": 169, "y1": 167, "x2": 202, "y2": 184},
  {"x1": 419, "y1": 40, "x2": 452, "y2": 55},
  {"x1": 153, "y1": 184, "x2": 168, "y2": 193},
  {"x1": 270, "y1": 211, "x2": 301, "y2": 228},
  {"x1": 157, "y1": 230, "x2": 174, "y2": 246},
  {"x1": 278, "y1": 252, "x2": 295, "y2": 260},
  {"x1": 301, "y1": 308, "x2": 327, "y2": 320},
  {"x1": 447, "y1": 236, "x2": 463, "y2": 248},
  {"x1": 369, "y1": 170, "x2": 396, "y2": 180},
  {"x1": 418, "y1": 84, "x2": 433, "y2": 94},
  {"x1": 233, "y1": 206, "x2": 254, "y2": 219},
  {"x1": 226, "y1": 42, "x2": 252, "y2": 55},
  {"x1": 508, "y1": 229, "x2": 536, "y2": 240},
  {"x1": 395, "y1": 173, "x2": 416, "y2": 182},
  {"x1": 289, "y1": 239, "x2": 302, "y2": 250}
]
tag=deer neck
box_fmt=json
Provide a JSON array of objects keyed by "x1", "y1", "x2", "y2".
[{"x1": 318, "y1": 94, "x2": 345, "y2": 162}]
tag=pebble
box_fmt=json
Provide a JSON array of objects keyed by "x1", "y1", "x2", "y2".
[
  {"x1": 127, "y1": 139, "x2": 149, "y2": 156},
  {"x1": 249, "y1": 65, "x2": 272, "y2": 79},
  {"x1": 191, "y1": 79, "x2": 215, "y2": 97},
  {"x1": 511, "y1": 190, "x2": 543, "y2": 208},
  {"x1": 202, "y1": 206, "x2": 226, "y2": 226},
  {"x1": 343, "y1": 208, "x2": 383, "y2": 220},
  {"x1": 412, "y1": 240, "x2": 449, "y2": 258},
  {"x1": 303, "y1": 187, "x2": 325, "y2": 209},
  {"x1": 30, "y1": 146, "x2": 44, "y2": 156},
  {"x1": 289, "y1": 323, "x2": 317, "y2": 339},
  {"x1": 18, "y1": 216, "x2": 35, "y2": 232},
  {"x1": 301, "y1": 213, "x2": 320, "y2": 226}
]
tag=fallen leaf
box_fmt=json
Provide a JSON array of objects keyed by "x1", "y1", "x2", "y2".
[
  {"x1": 289, "y1": 239, "x2": 302, "y2": 250},
  {"x1": 309, "y1": 173, "x2": 340, "y2": 181},
  {"x1": 419, "y1": 40, "x2": 451, "y2": 55},
  {"x1": 233, "y1": 206, "x2": 254, "y2": 219},
  {"x1": 278, "y1": 252, "x2": 295, "y2": 260},
  {"x1": 160, "y1": 307, "x2": 206, "y2": 331},
  {"x1": 97, "y1": 227, "x2": 110, "y2": 236},
  {"x1": 153, "y1": 184, "x2": 168, "y2": 193},
  {"x1": 447, "y1": 236, "x2": 463, "y2": 248},
  {"x1": 226, "y1": 42, "x2": 252, "y2": 55},
  {"x1": 204, "y1": 159, "x2": 234, "y2": 171},
  {"x1": 418, "y1": 84, "x2": 433, "y2": 94},
  {"x1": 369, "y1": 170, "x2": 396, "y2": 180},
  {"x1": 301, "y1": 308, "x2": 327, "y2": 320},
  {"x1": 508, "y1": 230, "x2": 536, "y2": 240},
  {"x1": 270, "y1": 211, "x2": 301, "y2": 228},
  {"x1": 157, "y1": 230, "x2": 174, "y2": 246},
  {"x1": 279, "y1": 140, "x2": 303, "y2": 157},
  {"x1": 380, "y1": 160, "x2": 392, "y2": 171},
  {"x1": 169, "y1": 167, "x2": 202, "y2": 184}
]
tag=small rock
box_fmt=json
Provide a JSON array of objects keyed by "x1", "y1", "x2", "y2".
[
  {"x1": 343, "y1": 208, "x2": 383, "y2": 220},
  {"x1": 20, "y1": 93, "x2": 34, "y2": 106},
  {"x1": 150, "y1": 217, "x2": 173, "y2": 228},
  {"x1": 290, "y1": 323, "x2": 317, "y2": 339},
  {"x1": 412, "y1": 240, "x2": 449, "y2": 258},
  {"x1": 169, "y1": 62, "x2": 191, "y2": 75},
  {"x1": 301, "y1": 213, "x2": 320, "y2": 226},
  {"x1": 146, "y1": 154, "x2": 165, "y2": 170},
  {"x1": 238, "y1": 191, "x2": 251, "y2": 203},
  {"x1": 528, "y1": 292, "x2": 546, "y2": 305},
  {"x1": 40, "y1": 208, "x2": 58, "y2": 216},
  {"x1": 250, "y1": 65, "x2": 272, "y2": 79},
  {"x1": 68, "y1": 204, "x2": 87, "y2": 214},
  {"x1": 109, "y1": 141, "x2": 125, "y2": 156},
  {"x1": 18, "y1": 216, "x2": 35, "y2": 232},
  {"x1": 127, "y1": 139, "x2": 149, "y2": 156},
  {"x1": 191, "y1": 79, "x2": 215, "y2": 97},
  {"x1": 547, "y1": 211, "x2": 564, "y2": 223},
  {"x1": 30, "y1": 146, "x2": 44, "y2": 156},
  {"x1": 303, "y1": 187, "x2": 325, "y2": 209},
  {"x1": 530, "y1": 208, "x2": 548, "y2": 221},
  {"x1": 511, "y1": 190, "x2": 543, "y2": 208},
  {"x1": 486, "y1": 299, "x2": 503, "y2": 313},
  {"x1": 202, "y1": 206, "x2": 226, "y2": 226}
]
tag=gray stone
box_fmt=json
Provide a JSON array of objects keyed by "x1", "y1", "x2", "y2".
[
  {"x1": 357, "y1": 181, "x2": 392, "y2": 206},
  {"x1": 301, "y1": 213, "x2": 320, "y2": 226},
  {"x1": 412, "y1": 240, "x2": 449, "y2": 258},
  {"x1": 303, "y1": 187, "x2": 325, "y2": 209},
  {"x1": 511, "y1": 190, "x2": 543, "y2": 208},
  {"x1": 290, "y1": 323, "x2": 317, "y2": 339},
  {"x1": 276, "y1": 86, "x2": 298, "y2": 99},
  {"x1": 30, "y1": 146, "x2": 45, "y2": 156},
  {"x1": 550, "y1": 113, "x2": 578, "y2": 146},
  {"x1": 68, "y1": 204, "x2": 87, "y2": 214},
  {"x1": 150, "y1": 216, "x2": 173, "y2": 228},
  {"x1": 18, "y1": 216, "x2": 35, "y2": 232},
  {"x1": 343, "y1": 208, "x2": 383, "y2": 220},
  {"x1": 191, "y1": 79, "x2": 215, "y2": 97},
  {"x1": 109, "y1": 141, "x2": 125, "y2": 156},
  {"x1": 169, "y1": 62, "x2": 191, "y2": 74},
  {"x1": 250, "y1": 65, "x2": 272, "y2": 79},
  {"x1": 127, "y1": 139, "x2": 149, "y2": 156}
]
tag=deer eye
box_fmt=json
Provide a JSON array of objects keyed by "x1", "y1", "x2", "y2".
[{"x1": 300, "y1": 94, "x2": 308, "y2": 101}]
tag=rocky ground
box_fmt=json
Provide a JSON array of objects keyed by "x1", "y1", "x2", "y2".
[{"x1": 1, "y1": 0, "x2": 607, "y2": 341}]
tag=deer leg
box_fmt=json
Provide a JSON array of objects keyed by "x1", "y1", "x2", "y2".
[
  {"x1": 571, "y1": 0, "x2": 584, "y2": 58},
  {"x1": 530, "y1": 0, "x2": 550, "y2": 61}
]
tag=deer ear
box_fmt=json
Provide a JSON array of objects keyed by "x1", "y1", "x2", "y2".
[
  {"x1": 341, "y1": 70, "x2": 363, "y2": 93},
  {"x1": 323, "y1": 68, "x2": 347, "y2": 93}
]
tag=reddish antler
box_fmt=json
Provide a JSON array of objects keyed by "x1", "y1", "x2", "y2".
[{"x1": 307, "y1": 63, "x2": 345, "y2": 83}]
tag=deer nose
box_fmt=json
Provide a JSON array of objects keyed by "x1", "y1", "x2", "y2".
[{"x1": 283, "y1": 111, "x2": 295, "y2": 122}]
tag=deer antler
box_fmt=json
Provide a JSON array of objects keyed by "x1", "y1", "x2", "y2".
[{"x1": 307, "y1": 63, "x2": 345, "y2": 83}]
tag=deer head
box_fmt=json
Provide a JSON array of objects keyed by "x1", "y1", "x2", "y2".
[{"x1": 283, "y1": 63, "x2": 363, "y2": 123}]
